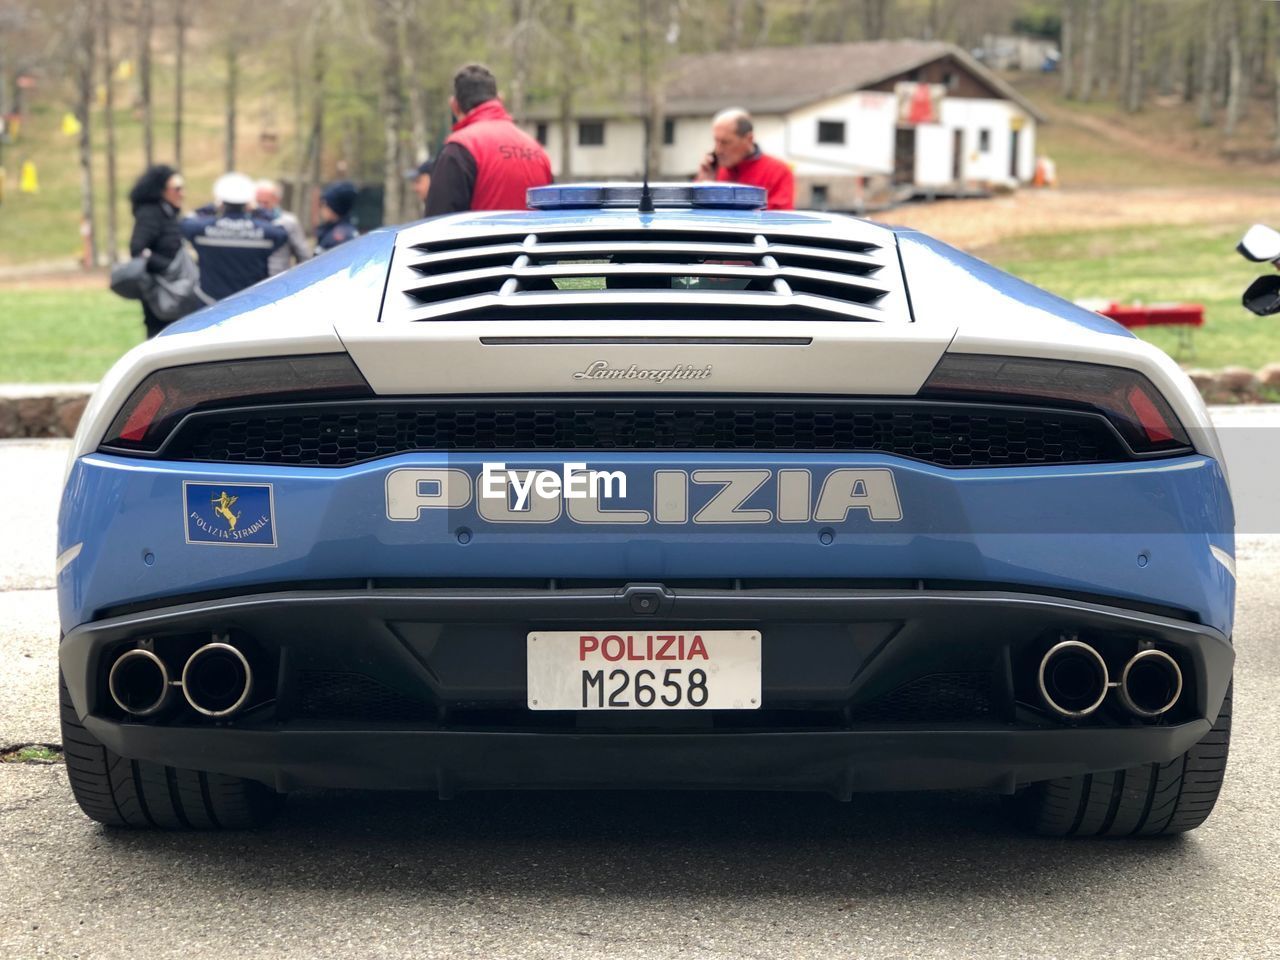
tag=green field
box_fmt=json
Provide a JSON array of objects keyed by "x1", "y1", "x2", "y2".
[
  {"x1": 0, "y1": 288, "x2": 144, "y2": 381},
  {"x1": 0, "y1": 217, "x2": 1275, "y2": 382},
  {"x1": 983, "y1": 220, "x2": 1277, "y2": 370}
]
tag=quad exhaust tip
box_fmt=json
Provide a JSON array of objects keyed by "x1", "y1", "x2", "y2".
[
  {"x1": 108, "y1": 648, "x2": 172, "y2": 717},
  {"x1": 1038, "y1": 639, "x2": 1109, "y2": 718},
  {"x1": 1118, "y1": 649, "x2": 1183, "y2": 718},
  {"x1": 181, "y1": 642, "x2": 253, "y2": 718}
]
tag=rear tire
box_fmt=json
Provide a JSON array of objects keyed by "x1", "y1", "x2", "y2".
[
  {"x1": 1009, "y1": 682, "x2": 1231, "y2": 837},
  {"x1": 60, "y1": 672, "x2": 281, "y2": 830}
]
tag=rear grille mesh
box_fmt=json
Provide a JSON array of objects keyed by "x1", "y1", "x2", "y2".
[
  {"x1": 850, "y1": 673, "x2": 995, "y2": 722},
  {"x1": 164, "y1": 400, "x2": 1126, "y2": 468}
]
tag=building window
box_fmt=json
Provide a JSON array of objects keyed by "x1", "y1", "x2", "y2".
[
  {"x1": 810, "y1": 185, "x2": 830, "y2": 210},
  {"x1": 978, "y1": 129, "x2": 991, "y2": 153},
  {"x1": 663, "y1": 118, "x2": 675, "y2": 146},
  {"x1": 535, "y1": 123, "x2": 548, "y2": 146},
  {"x1": 817, "y1": 120, "x2": 846, "y2": 145},
  {"x1": 578, "y1": 121, "x2": 605, "y2": 147},
  {"x1": 943, "y1": 71, "x2": 957, "y2": 90}
]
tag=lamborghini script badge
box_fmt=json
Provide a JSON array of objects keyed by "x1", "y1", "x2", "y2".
[{"x1": 572, "y1": 360, "x2": 712, "y2": 385}]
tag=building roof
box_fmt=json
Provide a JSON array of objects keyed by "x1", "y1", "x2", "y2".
[{"x1": 524, "y1": 40, "x2": 1046, "y2": 122}]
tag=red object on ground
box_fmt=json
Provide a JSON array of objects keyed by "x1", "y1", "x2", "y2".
[{"x1": 1098, "y1": 302, "x2": 1204, "y2": 328}]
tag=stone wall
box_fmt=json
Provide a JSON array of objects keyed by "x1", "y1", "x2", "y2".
[{"x1": 0, "y1": 386, "x2": 95, "y2": 439}]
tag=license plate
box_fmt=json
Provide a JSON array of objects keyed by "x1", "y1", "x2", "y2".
[{"x1": 527, "y1": 630, "x2": 762, "y2": 710}]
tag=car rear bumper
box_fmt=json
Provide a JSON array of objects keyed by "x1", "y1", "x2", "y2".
[{"x1": 61, "y1": 584, "x2": 1234, "y2": 795}]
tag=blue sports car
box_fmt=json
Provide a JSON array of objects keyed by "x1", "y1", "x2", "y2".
[{"x1": 56, "y1": 184, "x2": 1234, "y2": 833}]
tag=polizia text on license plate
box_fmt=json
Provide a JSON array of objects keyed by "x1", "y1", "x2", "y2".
[{"x1": 526, "y1": 630, "x2": 762, "y2": 711}]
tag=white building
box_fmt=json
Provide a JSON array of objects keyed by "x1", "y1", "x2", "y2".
[{"x1": 522, "y1": 40, "x2": 1046, "y2": 210}]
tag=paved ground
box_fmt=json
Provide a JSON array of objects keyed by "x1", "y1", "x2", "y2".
[{"x1": 2, "y1": 425, "x2": 1279, "y2": 960}]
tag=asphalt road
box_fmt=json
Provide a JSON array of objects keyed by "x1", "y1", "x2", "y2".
[{"x1": 3, "y1": 419, "x2": 1279, "y2": 960}]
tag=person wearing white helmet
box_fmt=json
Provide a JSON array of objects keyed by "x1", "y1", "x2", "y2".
[{"x1": 180, "y1": 172, "x2": 289, "y2": 301}]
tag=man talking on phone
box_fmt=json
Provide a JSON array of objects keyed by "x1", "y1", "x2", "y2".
[{"x1": 695, "y1": 107, "x2": 795, "y2": 210}]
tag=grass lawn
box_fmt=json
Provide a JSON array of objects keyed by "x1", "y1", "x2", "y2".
[
  {"x1": 1, "y1": 217, "x2": 1278, "y2": 383},
  {"x1": 983, "y1": 220, "x2": 1280, "y2": 370},
  {"x1": 0, "y1": 288, "x2": 144, "y2": 381}
]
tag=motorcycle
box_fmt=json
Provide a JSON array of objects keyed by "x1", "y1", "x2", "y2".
[{"x1": 1238, "y1": 224, "x2": 1280, "y2": 315}]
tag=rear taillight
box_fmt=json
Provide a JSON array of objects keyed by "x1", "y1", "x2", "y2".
[
  {"x1": 920, "y1": 354, "x2": 1191, "y2": 454},
  {"x1": 101, "y1": 354, "x2": 373, "y2": 453}
]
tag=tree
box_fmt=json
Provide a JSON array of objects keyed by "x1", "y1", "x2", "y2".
[
  {"x1": 137, "y1": 0, "x2": 154, "y2": 166},
  {"x1": 376, "y1": 0, "x2": 407, "y2": 225},
  {"x1": 224, "y1": 41, "x2": 238, "y2": 170},
  {"x1": 1198, "y1": 0, "x2": 1219, "y2": 126},
  {"x1": 1060, "y1": 0, "x2": 1076, "y2": 98},
  {"x1": 1077, "y1": 0, "x2": 1100, "y2": 102},
  {"x1": 861, "y1": 0, "x2": 890, "y2": 41},
  {"x1": 174, "y1": 1, "x2": 186, "y2": 169},
  {"x1": 100, "y1": 0, "x2": 119, "y2": 264},
  {"x1": 74, "y1": 3, "x2": 98, "y2": 268},
  {"x1": 1224, "y1": 0, "x2": 1243, "y2": 137}
]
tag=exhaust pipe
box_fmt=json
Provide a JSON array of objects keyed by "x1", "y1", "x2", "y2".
[
  {"x1": 108, "y1": 649, "x2": 171, "y2": 716},
  {"x1": 1119, "y1": 649, "x2": 1183, "y2": 718},
  {"x1": 1038, "y1": 639, "x2": 1109, "y2": 718},
  {"x1": 181, "y1": 642, "x2": 253, "y2": 717}
]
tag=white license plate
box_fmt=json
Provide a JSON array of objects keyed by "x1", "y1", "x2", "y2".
[{"x1": 527, "y1": 630, "x2": 762, "y2": 710}]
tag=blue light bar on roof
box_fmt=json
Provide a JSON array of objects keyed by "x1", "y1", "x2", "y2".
[{"x1": 527, "y1": 182, "x2": 767, "y2": 210}]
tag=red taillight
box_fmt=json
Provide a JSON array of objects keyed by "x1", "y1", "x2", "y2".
[
  {"x1": 117, "y1": 384, "x2": 167, "y2": 442},
  {"x1": 1125, "y1": 384, "x2": 1176, "y2": 444},
  {"x1": 921, "y1": 354, "x2": 1191, "y2": 454},
  {"x1": 102, "y1": 354, "x2": 373, "y2": 453}
]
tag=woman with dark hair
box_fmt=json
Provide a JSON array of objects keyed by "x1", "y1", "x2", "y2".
[{"x1": 128, "y1": 164, "x2": 186, "y2": 338}]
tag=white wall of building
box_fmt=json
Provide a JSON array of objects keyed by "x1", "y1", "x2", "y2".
[
  {"x1": 527, "y1": 94, "x2": 1037, "y2": 187},
  {"x1": 783, "y1": 92, "x2": 896, "y2": 177}
]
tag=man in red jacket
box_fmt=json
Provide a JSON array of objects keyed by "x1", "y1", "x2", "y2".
[
  {"x1": 426, "y1": 64, "x2": 553, "y2": 215},
  {"x1": 696, "y1": 108, "x2": 795, "y2": 210}
]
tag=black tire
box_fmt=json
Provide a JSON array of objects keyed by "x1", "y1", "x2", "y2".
[
  {"x1": 1009, "y1": 682, "x2": 1232, "y2": 837},
  {"x1": 59, "y1": 672, "x2": 281, "y2": 830}
]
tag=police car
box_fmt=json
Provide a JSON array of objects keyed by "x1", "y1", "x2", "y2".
[{"x1": 57, "y1": 183, "x2": 1234, "y2": 834}]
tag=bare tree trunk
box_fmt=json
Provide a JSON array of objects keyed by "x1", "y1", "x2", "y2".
[
  {"x1": 137, "y1": 0, "x2": 153, "y2": 166},
  {"x1": 376, "y1": 0, "x2": 405, "y2": 226},
  {"x1": 1125, "y1": 1, "x2": 1144, "y2": 113},
  {"x1": 753, "y1": 0, "x2": 771, "y2": 46},
  {"x1": 556, "y1": 0, "x2": 576, "y2": 180},
  {"x1": 1273, "y1": 15, "x2": 1280, "y2": 151},
  {"x1": 862, "y1": 0, "x2": 889, "y2": 41},
  {"x1": 1225, "y1": 0, "x2": 1243, "y2": 137},
  {"x1": 224, "y1": 43, "x2": 238, "y2": 171},
  {"x1": 508, "y1": 0, "x2": 535, "y2": 121},
  {"x1": 1184, "y1": 36, "x2": 1196, "y2": 103},
  {"x1": 726, "y1": 0, "x2": 745, "y2": 50},
  {"x1": 100, "y1": 0, "x2": 119, "y2": 264},
  {"x1": 1060, "y1": 0, "x2": 1076, "y2": 98},
  {"x1": 1078, "y1": 0, "x2": 1100, "y2": 102},
  {"x1": 76, "y1": 4, "x2": 98, "y2": 269},
  {"x1": 174, "y1": 2, "x2": 186, "y2": 169},
  {"x1": 1118, "y1": 0, "x2": 1132, "y2": 105},
  {"x1": 800, "y1": 0, "x2": 820, "y2": 44},
  {"x1": 1198, "y1": 2, "x2": 1219, "y2": 126},
  {"x1": 399, "y1": 0, "x2": 429, "y2": 165},
  {"x1": 298, "y1": 37, "x2": 327, "y2": 234}
]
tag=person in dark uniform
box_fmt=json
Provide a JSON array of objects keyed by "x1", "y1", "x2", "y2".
[
  {"x1": 127, "y1": 164, "x2": 186, "y2": 338},
  {"x1": 316, "y1": 180, "x2": 359, "y2": 251},
  {"x1": 180, "y1": 172, "x2": 288, "y2": 301},
  {"x1": 425, "y1": 63, "x2": 552, "y2": 216}
]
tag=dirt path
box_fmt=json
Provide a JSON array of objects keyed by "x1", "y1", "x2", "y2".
[{"x1": 878, "y1": 187, "x2": 1280, "y2": 251}]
